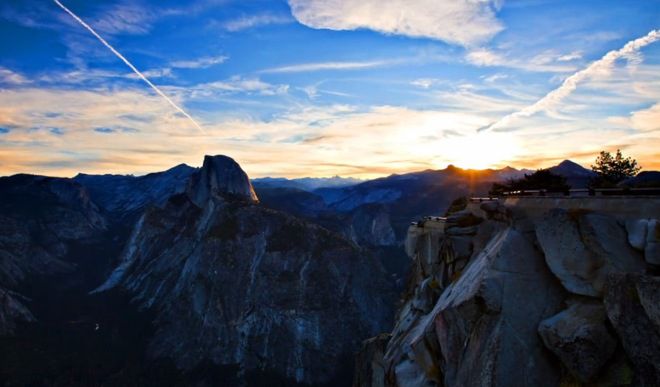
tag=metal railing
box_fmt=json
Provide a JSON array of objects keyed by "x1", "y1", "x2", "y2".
[{"x1": 473, "y1": 187, "x2": 660, "y2": 199}]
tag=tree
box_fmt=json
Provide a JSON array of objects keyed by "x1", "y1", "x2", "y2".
[
  {"x1": 590, "y1": 149, "x2": 641, "y2": 187},
  {"x1": 490, "y1": 169, "x2": 570, "y2": 195}
]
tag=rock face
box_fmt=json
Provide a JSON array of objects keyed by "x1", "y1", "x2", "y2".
[
  {"x1": 604, "y1": 274, "x2": 660, "y2": 386},
  {"x1": 538, "y1": 299, "x2": 617, "y2": 382},
  {"x1": 345, "y1": 204, "x2": 397, "y2": 247},
  {"x1": 535, "y1": 209, "x2": 645, "y2": 296},
  {"x1": 645, "y1": 219, "x2": 660, "y2": 265},
  {"x1": 357, "y1": 198, "x2": 660, "y2": 387},
  {"x1": 187, "y1": 155, "x2": 258, "y2": 206},
  {"x1": 74, "y1": 163, "x2": 195, "y2": 218},
  {"x1": 0, "y1": 174, "x2": 107, "y2": 334},
  {"x1": 96, "y1": 155, "x2": 394, "y2": 385},
  {"x1": 354, "y1": 333, "x2": 391, "y2": 387},
  {"x1": 0, "y1": 287, "x2": 35, "y2": 335},
  {"x1": 432, "y1": 228, "x2": 563, "y2": 387}
]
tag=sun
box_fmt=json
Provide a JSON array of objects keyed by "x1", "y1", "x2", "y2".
[{"x1": 440, "y1": 131, "x2": 519, "y2": 169}]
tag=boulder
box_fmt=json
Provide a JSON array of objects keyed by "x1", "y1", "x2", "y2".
[
  {"x1": 645, "y1": 219, "x2": 660, "y2": 265},
  {"x1": 480, "y1": 200, "x2": 509, "y2": 222},
  {"x1": 535, "y1": 210, "x2": 645, "y2": 296},
  {"x1": 445, "y1": 209, "x2": 482, "y2": 228},
  {"x1": 626, "y1": 219, "x2": 648, "y2": 250},
  {"x1": 604, "y1": 274, "x2": 660, "y2": 386},
  {"x1": 538, "y1": 299, "x2": 616, "y2": 382},
  {"x1": 444, "y1": 226, "x2": 478, "y2": 236}
]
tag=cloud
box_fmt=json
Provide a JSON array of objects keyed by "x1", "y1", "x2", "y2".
[
  {"x1": 483, "y1": 29, "x2": 660, "y2": 131},
  {"x1": 2, "y1": 82, "x2": 660, "y2": 177},
  {"x1": 53, "y1": 0, "x2": 204, "y2": 133},
  {"x1": 628, "y1": 103, "x2": 660, "y2": 132},
  {"x1": 609, "y1": 103, "x2": 660, "y2": 132},
  {"x1": 287, "y1": 0, "x2": 503, "y2": 47},
  {"x1": 124, "y1": 55, "x2": 228, "y2": 82},
  {"x1": 170, "y1": 55, "x2": 229, "y2": 69},
  {"x1": 482, "y1": 73, "x2": 508, "y2": 83},
  {"x1": 221, "y1": 13, "x2": 292, "y2": 32},
  {"x1": 557, "y1": 51, "x2": 582, "y2": 62},
  {"x1": 183, "y1": 76, "x2": 289, "y2": 97},
  {"x1": 411, "y1": 78, "x2": 444, "y2": 89},
  {"x1": 127, "y1": 67, "x2": 173, "y2": 79},
  {"x1": 260, "y1": 60, "x2": 391, "y2": 73},
  {"x1": 466, "y1": 48, "x2": 577, "y2": 73},
  {"x1": 91, "y1": 2, "x2": 154, "y2": 35},
  {"x1": 0, "y1": 67, "x2": 30, "y2": 85}
]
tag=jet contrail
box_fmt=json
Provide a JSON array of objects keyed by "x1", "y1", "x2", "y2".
[
  {"x1": 481, "y1": 29, "x2": 660, "y2": 132},
  {"x1": 53, "y1": 0, "x2": 205, "y2": 133}
]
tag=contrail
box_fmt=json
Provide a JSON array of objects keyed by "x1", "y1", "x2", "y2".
[
  {"x1": 481, "y1": 29, "x2": 660, "y2": 132},
  {"x1": 53, "y1": 0, "x2": 205, "y2": 133}
]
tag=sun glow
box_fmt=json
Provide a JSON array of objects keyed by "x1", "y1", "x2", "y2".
[{"x1": 440, "y1": 131, "x2": 519, "y2": 169}]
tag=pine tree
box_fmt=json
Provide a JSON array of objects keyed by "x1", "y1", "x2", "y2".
[{"x1": 591, "y1": 149, "x2": 641, "y2": 187}]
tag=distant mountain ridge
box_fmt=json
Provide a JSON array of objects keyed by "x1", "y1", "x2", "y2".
[
  {"x1": 73, "y1": 163, "x2": 195, "y2": 218},
  {"x1": 252, "y1": 176, "x2": 363, "y2": 191}
]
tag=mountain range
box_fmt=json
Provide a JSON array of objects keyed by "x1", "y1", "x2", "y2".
[{"x1": 0, "y1": 156, "x2": 652, "y2": 386}]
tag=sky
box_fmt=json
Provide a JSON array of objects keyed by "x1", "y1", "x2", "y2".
[{"x1": 0, "y1": 0, "x2": 659, "y2": 178}]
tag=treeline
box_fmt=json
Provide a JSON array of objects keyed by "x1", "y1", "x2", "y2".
[{"x1": 490, "y1": 149, "x2": 646, "y2": 195}]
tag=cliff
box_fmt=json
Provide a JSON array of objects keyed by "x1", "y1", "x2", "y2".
[
  {"x1": 95, "y1": 155, "x2": 395, "y2": 385},
  {"x1": 356, "y1": 196, "x2": 660, "y2": 386},
  {"x1": 0, "y1": 174, "x2": 107, "y2": 334}
]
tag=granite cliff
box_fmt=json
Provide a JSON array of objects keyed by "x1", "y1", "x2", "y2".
[
  {"x1": 356, "y1": 196, "x2": 660, "y2": 387},
  {"x1": 94, "y1": 155, "x2": 395, "y2": 385}
]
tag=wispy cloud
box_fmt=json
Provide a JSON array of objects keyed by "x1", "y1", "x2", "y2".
[
  {"x1": 260, "y1": 60, "x2": 391, "y2": 74},
  {"x1": 609, "y1": 103, "x2": 660, "y2": 132},
  {"x1": 170, "y1": 55, "x2": 228, "y2": 69},
  {"x1": 53, "y1": 0, "x2": 204, "y2": 133},
  {"x1": 466, "y1": 48, "x2": 578, "y2": 73},
  {"x1": 557, "y1": 50, "x2": 582, "y2": 62},
  {"x1": 410, "y1": 78, "x2": 445, "y2": 89},
  {"x1": 0, "y1": 67, "x2": 30, "y2": 85},
  {"x1": 220, "y1": 13, "x2": 291, "y2": 32},
  {"x1": 288, "y1": 0, "x2": 503, "y2": 47},
  {"x1": 91, "y1": 2, "x2": 154, "y2": 35},
  {"x1": 193, "y1": 76, "x2": 289, "y2": 96},
  {"x1": 482, "y1": 73, "x2": 508, "y2": 83},
  {"x1": 482, "y1": 29, "x2": 660, "y2": 132}
]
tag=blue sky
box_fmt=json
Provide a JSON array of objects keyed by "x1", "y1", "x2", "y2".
[{"x1": 0, "y1": 0, "x2": 658, "y2": 177}]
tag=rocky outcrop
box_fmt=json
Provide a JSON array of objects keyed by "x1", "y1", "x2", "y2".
[
  {"x1": 357, "y1": 197, "x2": 660, "y2": 387},
  {"x1": 187, "y1": 155, "x2": 258, "y2": 206},
  {"x1": 535, "y1": 209, "x2": 645, "y2": 296},
  {"x1": 96, "y1": 155, "x2": 395, "y2": 385}
]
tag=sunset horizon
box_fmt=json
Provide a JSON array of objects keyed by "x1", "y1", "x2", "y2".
[{"x1": 1, "y1": 1, "x2": 658, "y2": 178}]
